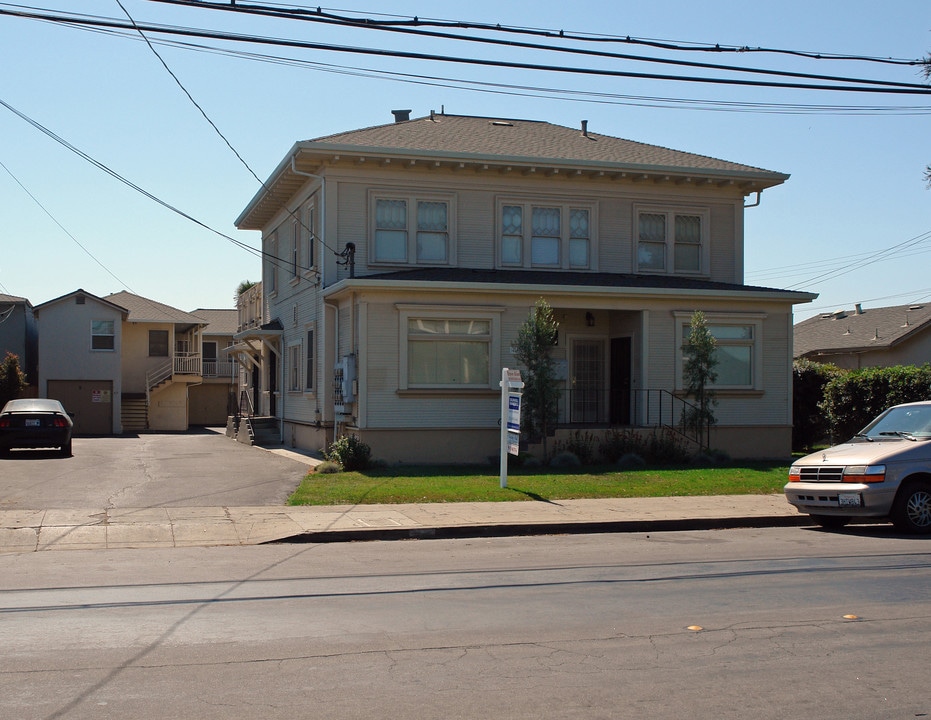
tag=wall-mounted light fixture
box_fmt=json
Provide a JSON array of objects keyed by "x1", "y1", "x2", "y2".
[{"x1": 585, "y1": 312, "x2": 595, "y2": 327}]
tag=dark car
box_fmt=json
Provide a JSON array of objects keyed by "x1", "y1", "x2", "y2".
[{"x1": 0, "y1": 398, "x2": 73, "y2": 457}]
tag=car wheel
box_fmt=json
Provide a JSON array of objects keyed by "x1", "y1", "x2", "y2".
[
  {"x1": 60, "y1": 441, "x2": 72, "y2": 458},
  {"x1": 891, "y1": 480, "x2": 931, "y2": 534},
  {"x1": 810, "y1": 515, "x2": 851, "y2": 529}
]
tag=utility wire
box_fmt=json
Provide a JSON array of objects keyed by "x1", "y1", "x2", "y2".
[
  {"x1": 148, "y1": 0, "x2": 930, "y2": 91},
  {"x1": 0, "y1": 96, "x2": 313, "y2": 281},
  {"x1": 147, "y1": 1, "x2": 925, "y2": 67},
  {"x1": 0, "y1": 156, "x2": 138, "y2": 294},
  {"x1": 2, "y1": 7, "x2": 929, "y2": 95},
  {"x1": 113, "y1": 0, "x2": 339, "y2": 266},
  {"x1": 57, "y1": 23, "x2": 931, "y2": 116}
]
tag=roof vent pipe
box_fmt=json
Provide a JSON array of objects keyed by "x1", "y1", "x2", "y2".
[
  {"x1": 391, "y1": 109, "x2": 411, "y2": 123},
  {"x1": 855, "y1": 303, "x2": 863, "y2": 315},
  {"x1": 581, "y1": 119, "x2": 589, "y2": 137}
]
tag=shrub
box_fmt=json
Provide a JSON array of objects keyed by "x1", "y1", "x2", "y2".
[
  {"x1": 792, "y1": 359, "x2": 843, "y2": 451},
  {"x1": 616, "y1": 452, "x2": 646, "y2": 470},
  {"x1": 549, "y1": 451, "x2": 581, "y2": 468},
  {"x1": 324, "y1": 435, "x2": 372, "y2": 471},
  {"x1": 314, "y1": 460, "x2": 342, "y2": 474},
  {"x1": 552, "y1": 431, "x2": 597, "y2": 465},
  {"x1": 599, "y1": 428, "x2": 643, "y2": 463},
  {"x1": 821, "y1": 364, "x2": 931, "y2": 442}
]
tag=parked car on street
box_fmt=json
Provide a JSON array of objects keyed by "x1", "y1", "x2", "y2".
[
  {"x1": 0, "y1": 398, "x2": 73, "y2": 457},
  {"x1": 785, "y1": 401, "x2": 931, "y2": 533}
]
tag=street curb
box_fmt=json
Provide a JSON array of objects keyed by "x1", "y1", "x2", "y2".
[{"x1": 269, "y1": 514, "x2": 814, "y2": 544}]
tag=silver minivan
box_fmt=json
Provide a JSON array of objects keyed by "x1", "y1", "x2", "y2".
[{"x1": 785, "y1": 401, "x2": 931, "y2": 533}]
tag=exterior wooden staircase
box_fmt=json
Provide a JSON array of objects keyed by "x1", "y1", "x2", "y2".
[{"x1": 121, "y1": 394, "x2": 148, "y2": 432}]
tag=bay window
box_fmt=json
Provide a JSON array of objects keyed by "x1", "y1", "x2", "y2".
[{"x1": 499, "y1": 200, "x2": 594, "y2": 269}]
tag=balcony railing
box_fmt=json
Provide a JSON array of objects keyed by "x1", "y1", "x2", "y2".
[
  {"x1": 201, "y1": 360, "x2": 236, "y2": 379},
  {"x1": 557, "y1": 387, "x2": 708, "y2": 449}
]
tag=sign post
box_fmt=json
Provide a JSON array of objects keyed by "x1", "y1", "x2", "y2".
[{"x1": 500, "y1": 367, "x2": 524, "y2": 488}]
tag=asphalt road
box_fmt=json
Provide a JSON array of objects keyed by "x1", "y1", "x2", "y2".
[
  {"x1": 0, "y1": 430, "x2": 309, "y2": 509},
  {"x1": 1, "y1": 527, "x2": 929, "y2": 719}
]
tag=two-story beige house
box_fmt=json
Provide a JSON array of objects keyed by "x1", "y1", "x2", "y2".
[
  {"x1": 34, "y1": 289, "x2": 222, "y2": 434},
  {"x1": 234, "y1": 111, "x2": 815, "y2": 462}
]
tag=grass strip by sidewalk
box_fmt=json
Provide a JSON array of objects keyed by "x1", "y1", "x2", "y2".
[{"x1": 288, "y1": 463, "x2": 789, "y2": 506}]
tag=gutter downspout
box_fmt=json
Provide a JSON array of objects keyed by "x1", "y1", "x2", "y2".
[{"x1": 744, "y1": 191, "x2": 762, "y2": 209}]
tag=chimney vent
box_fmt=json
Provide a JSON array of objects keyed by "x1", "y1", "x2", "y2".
[
  {"x1": 581, "y1": 119, "x2": 589, "y2": 137},
  {"x1": 391, "y1": 109, "x2": 412, "y2": 123}
]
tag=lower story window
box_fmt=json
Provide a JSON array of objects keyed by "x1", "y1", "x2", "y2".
[
  {"x1": 288, "y1": 343, "x2": 302, "y2": 392},
  {"x1": 676, "y1": 313, "x2": 764, "y2": 391},
  {"x1": 398, "y1": 306, "x2": 503, "y2": 390},
  {"x1": 408, "y1": 318, "x2": 490, "y2": 386}
]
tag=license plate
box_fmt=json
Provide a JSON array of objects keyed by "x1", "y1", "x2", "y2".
[
  {"x1": 25, "y1": 419, "x2": 40, "y2": 427},
  {"x1": 838, "y1": 493, "x2": 861, "y2": 507}
]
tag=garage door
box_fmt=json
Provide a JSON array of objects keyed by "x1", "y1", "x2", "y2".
[{"x1": 47, "y1": 380, "x2": 113, "y2": 436}]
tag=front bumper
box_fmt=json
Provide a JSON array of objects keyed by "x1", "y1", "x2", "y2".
[{"x1": 784, "y1": 481, "x2": 897, "y2": 518}]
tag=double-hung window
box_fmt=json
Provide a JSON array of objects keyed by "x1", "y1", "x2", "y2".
[
  {"x1": 149, "y1": 330, "x2": 169, "y2": 357},
  {"x1": 637, "y1": 207, "x2": 708, "y2": 275},
  {"x1": 372, "y1": 193, "x2": 454, "y2": 265},
  {"x1": 290, "y1": 218, "x2": 301, "y2": 280},
  {"x1": 303, "y1": 203, "x2": 315, "y2": 273},
  {"x1": 675, "y1": 312, "x2": 764, "y2": 391},
  {"x1": 267, "y1": 231, "x2": 278, "y2": 295},
  {"x1": 91, "y1": 320, "x2": 115, "y2": 350},
  {"x1": 398, "y1": 305, "x2": 503, "y2": 390},
  {"x1": 288, "y1": 342, "x2": 302, "y2": 392},
  {"x1": 499, "y1": 200, "x2": 594, "y2": 269}
]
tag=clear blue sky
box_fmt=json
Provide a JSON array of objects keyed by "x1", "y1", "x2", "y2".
[{"x1": 1, "y1": 1, "x2": 929, "y2": 321}]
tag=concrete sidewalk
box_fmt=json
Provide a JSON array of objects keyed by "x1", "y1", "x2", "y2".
[{"x1": 0, "y1": 494, "x2": 811, "y2": 553}]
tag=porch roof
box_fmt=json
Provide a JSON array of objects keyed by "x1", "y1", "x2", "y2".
[{"x1": 322, "y1": 267, "x2": 816, "y2": 303}]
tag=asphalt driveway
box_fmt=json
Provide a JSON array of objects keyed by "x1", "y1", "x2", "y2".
[{"x1": 0, "y1": 429, "x2": 311, "y2": 510}]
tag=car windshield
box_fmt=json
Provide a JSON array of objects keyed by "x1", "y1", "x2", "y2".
[{"x1": 859, "y1": 405, "x2": 931, "y2": 440}]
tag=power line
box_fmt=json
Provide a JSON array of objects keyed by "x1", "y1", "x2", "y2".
[
  {"x1": 58, "y1": 22, "x2": 931, "y2": 116},
  {"x1": 0, "y1": 96, "x2": 316, "y2": 281},
  {"x1": 146, "y1": 0, "x2": 931, "y2": 91},
  {"x1": 0, "y1": 157, "x2": 138, "y2": 293},
  {"x1": 150, "y1": 1, "x2": 925, "y2": 67},
  {"x1": 2, "y1": 7, "x2": 929, "y2": 95}
]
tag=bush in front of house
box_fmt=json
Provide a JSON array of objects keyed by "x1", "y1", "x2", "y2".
[
  {"x1": 792, "y1": 359, "x2": 843, "y2": 451},
  {"x1": 551, "y1": 431, "x2": 597, "y2": 465},
  {"x1": 821, "y1": 364, "x2": 931, "y2": 443},
  {"x1": 324, "y1": 435, "x2": 372, "y2": 471},
  {"x1": 549, "y1": 451, "x2": 582, "y2": 468}
]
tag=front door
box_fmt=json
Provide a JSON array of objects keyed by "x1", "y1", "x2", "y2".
[
  {"x1": 610, "y1": 337, "x2": 632, "y2": 425},
  {"x1": 571, "y1": 339, "x2": 605, "y2": 423}
]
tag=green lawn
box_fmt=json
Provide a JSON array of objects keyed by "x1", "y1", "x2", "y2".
[{"x1": 288, "y1": 462, "x2": 790, "y2": 505}]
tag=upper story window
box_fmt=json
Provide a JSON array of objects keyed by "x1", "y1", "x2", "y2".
[
  {"x1": 303, "y1": 203, "x2": 316, "y2": 273},
  {"x1": 371, "y1": 192, "x2": 455, "y2": 265},
  {"x1": 267, "y1": 231, "x2": 278, "y2": 295},
  {"x1": 149, "y1": 330, "x2": 169, "y2": 357},
  {"x1": 91, "y1": 320, "x2": 115, "y2": 351},
  {"x1": 636, "y1": 207, "x2": 708, "y2": 275},
  {"x1": 290, "y1": 218, "x2": 301, "y2": 280},
  {"x1": 499, "y1": 200, "x2": 594, "y2": 270}
]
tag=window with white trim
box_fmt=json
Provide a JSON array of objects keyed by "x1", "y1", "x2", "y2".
[
  {"x1": 267, "y1": 231, "x2": 278, "y2": 295},
  {"x1": 288, "y1": 341, "x2": 302, "y2": 392},
  {"x1": 675, "y1": 312, "x2": 764, "y2": 391},
  {"x1": 290, "y1": 218, "x2": 300, "y2": 279},
  {"x1": 91, "y1": 320, "x2": 115, "y2": 351},
  {"x1": 499, "y1": 200, "x2": 593, "y2": 269},
  {"x1": 398, "y1": 306, "x2": 503, "y2": 389},
  {"x1": 372, "y1": 193, "x2": 454, "y2": 265},
  {"x1": 636, "y1": 208, "x2": 708, "y2": 275},
  {"x1": 303, "y1": 203, "x2": 315, "y2": 272}
]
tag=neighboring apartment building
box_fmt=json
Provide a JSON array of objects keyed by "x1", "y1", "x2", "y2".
[
  {"x1": 189, "y1": 308, "x2": 239, "y2": 425},
  {"x1": 234, "y1": 111, "x2": 815, "y2": 462},
  {"x1": 0, "y1": 293, "x2": 38, "y2": 394},
  {"x1": 34, "y1": 289, "x2": 217, "y2": 434},
  {"x1": 794, "y1": 302, "x2": 931, "y2": 370}
]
